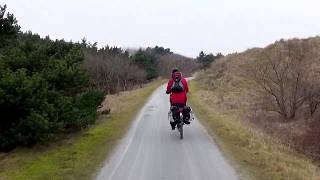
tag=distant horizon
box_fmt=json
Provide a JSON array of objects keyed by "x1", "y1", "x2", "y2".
[
  {"x1": 3, "y1": 0, "x2": 320, "y2": 58},
  {"x1": 19, "y1": 30, "x2": 320, "y2": 59}
]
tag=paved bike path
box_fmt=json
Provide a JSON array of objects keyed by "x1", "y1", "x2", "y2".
[{"x1": 96, "y1": 83, "x2": 237, "y2": 180}]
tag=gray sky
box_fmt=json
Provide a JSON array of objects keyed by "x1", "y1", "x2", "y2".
[{"x1": 3, "y1": 0, "x2": 320, "y2": 57}]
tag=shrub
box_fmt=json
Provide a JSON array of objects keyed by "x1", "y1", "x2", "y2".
[
  {"x1": 66, "y1": 91, "x2": 105, "y2": 130},
  {"x1": 0, "y1": 13, "x2": 104, "y2": 150}
]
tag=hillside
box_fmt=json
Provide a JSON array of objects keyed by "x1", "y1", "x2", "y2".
[{"x1": 196, "y1": 36, "x2": 320, "y2": 161}]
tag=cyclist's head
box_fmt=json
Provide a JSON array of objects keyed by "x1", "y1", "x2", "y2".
[
  {"x1": 171, "y1": 68, "x2": 179, "y2": 75},
  {"x1": 171, "y1": 68, "x2": 179, "y2": 78},
  {"x1": 172, "y1": 68, "x2": 179, "y2": 74}
]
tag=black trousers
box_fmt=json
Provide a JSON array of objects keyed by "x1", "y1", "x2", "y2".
[{"x1": 170, "y1": 103, "x2": 191, "y2": 122}]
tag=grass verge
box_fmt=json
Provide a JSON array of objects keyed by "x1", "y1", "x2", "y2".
[
  {"x1": 188, "y1": 80, "x2": 318, "y2": 180},
  {"x1": 0, "y1": 79, "x2": 165, "y2": 180}
]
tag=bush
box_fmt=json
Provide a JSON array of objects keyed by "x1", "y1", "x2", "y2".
[
  {"x1": 66, "y1": 91, "x2": 105, "y2": 130},
  {"x1": 0, "y1": 7, "x2": 104, "y2": 150},
  {"x1": 0, "y1": 69, "x2": 54, "y2": 150},
  {"x1": 0, "y1": 39, "x2": 106, "y2": 150},
  {"x1": 131, "y1": 49, "x2": 158, "y2": 80}
]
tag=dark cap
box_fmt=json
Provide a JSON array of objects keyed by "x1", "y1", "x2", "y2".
[{"x1": 172, "y1": 68, "x2": 179, "y2": 74}]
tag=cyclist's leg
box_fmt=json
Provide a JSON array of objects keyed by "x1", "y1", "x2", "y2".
[{"x1": 171, "y1": 105, "x2": 180, "y2": 121}]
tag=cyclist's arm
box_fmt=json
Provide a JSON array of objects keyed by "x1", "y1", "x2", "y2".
[
  {"x1": 184, "y1": 79, "x2": 189, "y2": 93},
  {"x1": 166, "y1": 79, "x2": 173, "y2": 94}
]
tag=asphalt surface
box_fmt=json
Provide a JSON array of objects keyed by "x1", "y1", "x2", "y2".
[{"x1": 96, "y1": 83, "x2": 238, "y2": 180}]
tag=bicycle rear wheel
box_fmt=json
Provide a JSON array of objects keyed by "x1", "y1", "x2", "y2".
[{"x1": 178, "y1": 123, "x2": 183, "y2": 139}]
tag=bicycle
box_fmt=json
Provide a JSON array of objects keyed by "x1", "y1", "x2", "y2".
[{"x1": 168, "y1": 106, "x2": 194, "y2": 139}]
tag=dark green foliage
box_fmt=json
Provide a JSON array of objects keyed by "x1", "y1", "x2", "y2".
[
  {"x1": 130, "y1": 46, "x2": 173, "y2": 79},
  {"x1": 66, "y1": 91, "x2": 105, "y2": 130},
  {"x1": 98, "y1": 45, "x2": 129, "y2": 57},
  {"x1": 0, "y1": 5, "x2": 20, "y2": 50},
  {"x1": 0, "y1": 70, "x2": 53, "y2": 150},
  {"x1": 0, "y1": 6, "x2": 104, "y2": 151},
  {"x1": 131, "y1": 46, "x2": 197, "y2": 79},
  {"x1": 131, "y1": 49, "x2": 158, "y2": 79},
  {"x1": 152, "y1": 46, "x2": 172, "y2": 55},
  {"x1": 197, "y1": 51, "x2": 223, "y2": 69}
]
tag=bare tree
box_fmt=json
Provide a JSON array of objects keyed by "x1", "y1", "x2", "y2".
[
  {"x1": 83, "y1": 48, "x2": 147, "y2": 94},
  {"x1": 158, "y1": 54, "x2": 198, "y2": 78},
  {"x1": 302, "y1": 50, "x2": 320, "y2": 116},
  {"x1": 252, "y1": 42, "x2": 306, "y2": 120}
]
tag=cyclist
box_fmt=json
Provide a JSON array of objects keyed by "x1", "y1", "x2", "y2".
[{"x1": 166, "y1": 69, "x2": 191, "y2": 130}]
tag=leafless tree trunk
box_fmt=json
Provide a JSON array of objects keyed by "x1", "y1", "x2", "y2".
[
  {"x1": 252, "y1": 42, "x2": 306, "y2": 121},
  {"x1": 83, "y1": 49, "x2": 147, "y2": 94}
]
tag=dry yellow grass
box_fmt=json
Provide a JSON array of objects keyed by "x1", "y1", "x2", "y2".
[
  {"x1": 190, "y1": 37, "x2": 320, "y2": 179},
  {"x1": 189, "y1": 80, "x2": 319, "y2": 180},
  {"x1": 191, "y1": 37, "x2": 320, "y2": 179},
  {"x1": 197, "y1": 37, "x2": 320, "y2": 153}
]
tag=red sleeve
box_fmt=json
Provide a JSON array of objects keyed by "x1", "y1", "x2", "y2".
[
  {"x1": 166, "y1": 79, "x2": 173, "y2": 93},
  {"x1": 183, "y1": 78, "x2": 189, "y2": 93}
]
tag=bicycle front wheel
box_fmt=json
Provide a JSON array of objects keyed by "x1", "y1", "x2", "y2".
[{"x1": 179, "y1": 124, "x2": 183, "y2": 139}]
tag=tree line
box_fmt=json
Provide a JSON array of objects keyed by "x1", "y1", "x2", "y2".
[
  {"x1": 83, "y1": 42, "x2": 198, "y2": 93},
  {"x1": 196, "y1": 51, "x2": 223, "y2": 70}
]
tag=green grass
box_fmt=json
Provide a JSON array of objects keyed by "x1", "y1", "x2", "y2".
[
  {"x1": 188, "y1": 80, "x2": 318, "y2": 180},
  {"x1": 0, "y1": 79, "x2": 165, "y2": 180}
]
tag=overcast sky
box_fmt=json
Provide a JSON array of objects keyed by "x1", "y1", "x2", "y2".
[{"x1": 2, "y1": 0, "x2": 320, "y2": 57}]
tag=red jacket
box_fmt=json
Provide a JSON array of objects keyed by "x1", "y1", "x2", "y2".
[{"x1": 166, "y1": 76, "x2": 189, "y2": 105}]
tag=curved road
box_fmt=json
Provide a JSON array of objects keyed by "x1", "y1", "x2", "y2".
[{"x1": 96, "y1": 83, "x2": 237, "y2": 180}]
